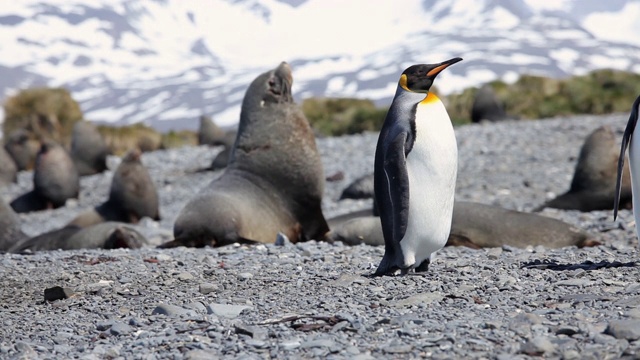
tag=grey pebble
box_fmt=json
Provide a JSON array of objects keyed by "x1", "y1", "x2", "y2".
[
  {"x1": 151, "y1": 304, "x2": 198, "y2": 317},
  {"x1": 199, "y1": 282, "x2": 218, "y2": 294},
  {"x1": 109, "y1": 322, "x2": 132, "y2": 336},
  {"x1": 520, "y1": 336, "x2": 556, "y2": 355},
  {"x1": 206, "y1": 303, "x2": 252, "y2": 318},
  {"x1": 605, "y1": 320, "x2": 640, "y2": 340}
]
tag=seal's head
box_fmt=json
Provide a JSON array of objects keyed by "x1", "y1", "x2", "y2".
[{"x1": 244, "y1": 62, "x2": 293, "y2": 109}]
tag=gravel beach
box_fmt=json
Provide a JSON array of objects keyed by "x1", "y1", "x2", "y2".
[{"x1": 1, "y1": 113, "x2": 640, "y2": 359}]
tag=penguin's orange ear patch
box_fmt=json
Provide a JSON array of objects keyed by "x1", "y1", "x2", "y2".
[
  {"x1": 420, "y1": 91, "x2": 440, "y2": 104},
  {"x1": 399, "y1": 74, "x2": 409, "y2": 91}
]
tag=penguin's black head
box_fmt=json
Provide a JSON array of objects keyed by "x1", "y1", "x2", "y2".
[{"x1": 400, "y1": 57, "x2": 463, "y2": 93}]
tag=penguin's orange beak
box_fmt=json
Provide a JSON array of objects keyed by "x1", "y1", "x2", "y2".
[{"x1": 427, "y1": 57, "x2": 463, "y2": 78}]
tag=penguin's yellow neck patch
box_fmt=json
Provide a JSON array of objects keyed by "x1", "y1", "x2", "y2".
[
  {"x1": 399, "y1": 74, "x2": 409, "y2": 91},
  {"x1": 420, "y1": 91, "x2": 440, "y2": 104}
]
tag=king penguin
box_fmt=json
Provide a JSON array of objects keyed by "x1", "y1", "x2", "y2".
[
  {"x1": 614, "y1": 94, "x2": 640, "y2": 240},
  {"x1": 373, "y1": 57, "x2": 462, "y2": 276}
]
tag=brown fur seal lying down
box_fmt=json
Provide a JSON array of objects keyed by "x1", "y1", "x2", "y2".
[
  {"x1": 166, "y1": 62, "x2": 329, "y2": 248},
  {"x1": 70, "y1": 121, "x2": 110, "y2": 176},
  {"x1": 68, "y1": 148, "x2": 160, "y2": 227},
  {"x1": 535, "y1": 125, "x2": 632, "y2": 212},
  {"x1": 0, "y1": 198, "x2": 28, "y2": 251},
  {"x1": 8, "y1": 222, "x2": 147, "y2": 253},
  {"x1": 328, "y1": 201, "x2": 600, "y2": 249},
  {"x1": 0, "y1": 146, "x2": 17, "y2": 186},
  {"x1": 10, "y1": 141, "x2": 80, "y2": 213}
]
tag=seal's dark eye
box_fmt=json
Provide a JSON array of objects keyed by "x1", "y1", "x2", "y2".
[{"x1": 268, "y1": 78, "x2": 276, "y2": 87}]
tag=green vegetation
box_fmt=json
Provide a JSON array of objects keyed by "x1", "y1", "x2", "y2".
[
  {"x1": 97, "y1": 123, "x2": 163, "y2": 156},
  {"x1": 304, "y1": 69, "x2": 640, "y2": 133},
  {"x1": 447, "y1": 69, "x2": 640, "y2": 125},
  {"x1": 3, "y1": 87, "x2": 83, "y2": 143},
  {"x1": 302, "y1": 97, "x2": 387, "y2": 136}
]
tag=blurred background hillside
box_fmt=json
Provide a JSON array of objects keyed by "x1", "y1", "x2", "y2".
[{"x1": 1, "y1": 0, "x2": 640, "y2": 137}]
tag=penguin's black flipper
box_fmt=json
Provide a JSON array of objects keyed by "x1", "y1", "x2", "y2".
[
  {"x1": 374, "y1": 131, "x2": 410, "y2": 264},
  {"x1": 614, "y1": 95, "x2": 640, "y2": 220}
]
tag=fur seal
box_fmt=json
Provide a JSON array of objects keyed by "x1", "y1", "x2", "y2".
[
  {"x1": 340, "y1": 173, "x2": 375, "y2": 200},
  {"x1": 4, "y1": 129, "x2": 40, "y2": 171},
  {"x1": 196, "y1": 115, "x2": 237, "y2": 171},
  {"x1": 8, "y1": 222, "x2": 147, "y2": 253},
  {"x1": 70, "y1": 121, "x2": 110, "y2": 176},
  {"x1": 0, "y1": 145, "x2": 18, "y2": 186},
  {"x1": 10, "y1": 141, "x2": 80, "y2": 213},
  {"x1": 168, "y1": 62, "x2": 329, "y2": 247},
  {"x1": 471, "y1": 85, "x2": 508, "y2": 123},
  {"x1": 68, "y1": 148, "x2": 160, "y2": 227},
  {"x1": 0, "y1": 197, "x2": 28, "y2": 251},
  {"x1": 328, "y1": 201, "x2": 599, "y2": 249},
  {"x1": 535, "y1": 125, "x2": 632, "y2": 212}
]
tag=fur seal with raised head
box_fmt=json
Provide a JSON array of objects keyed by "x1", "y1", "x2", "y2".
[
  {"x1": 68, "y1": 148, "x2": 160, "y2": 227},
  {"x1": 167, "y1": 62, "x2": 329, "y2": 247},
  {"x1": 328, "y1": 201, "x2": 599, "y2": 249},
  {"x1": 10, "y1": 141, "x2": 80, "y2": 213},
  {"x1": 70, "y1": 121, "x2": 110, "y2": 176},
  {"x1": 536, "y1": 125, "x2": 632, "y2": 212},
  {"x1": 8, "y1": 222, "x2": 147, "y2": 253}
]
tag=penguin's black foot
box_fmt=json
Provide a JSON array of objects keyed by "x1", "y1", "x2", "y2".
[{"x1": 415, "y1": 259, "x2": 430, "y2": 273}]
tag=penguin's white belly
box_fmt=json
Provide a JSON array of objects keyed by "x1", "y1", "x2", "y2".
[
  {"x1": 630, "y1": 132, "x2": 640, "y2": 240},
  {"x1": 399, "y1": 102, "x2": 457, "y2": 268}
]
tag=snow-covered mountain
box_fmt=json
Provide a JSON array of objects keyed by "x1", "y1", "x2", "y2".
[{"x1": 1, "y1": 0, "x2": 640, "y2": 131}]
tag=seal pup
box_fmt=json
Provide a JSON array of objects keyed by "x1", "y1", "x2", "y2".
[
  {"x1": 340, "y1": 173, "x2": 375, "y2": 200},
  {"x1": 8, "y1": 222, "x2": 147, "y2": 253},
  {"x1": 0, "y1": 198, "x2": 28, "y2": 251},
  {"x1": 70, "y1": 121, "x2": 110, "y2": 176},
  {"x1": 614, "y1": 94, "x2": 640, "y2": 239},
  {"x1": 471, "y1": 85, "x2": 508, "y2": 123},
  {"x1": 68, "y1": 148, "x2": 160, "y2": 227},
  {"x1": 10, "y1": 141, "x2": 80, "y2": 213},
  {"x1": 4, "y1": 129, "x2": 40, "y2": 171},
  {"x1": 537, "y1": 125, "x2": 632, "y2": 212},
  {"x1": 374, "y1": 57, "x2": 462, "y2": 276},
  {"x1": 169, "y1": 62, "x2": 329, "y2": 247},
  {"x1": 328, "y1": 201, "x2": 599, "y2": 249},
  {"x1": 0, "y1": 146, "x2": 18, "y2": 186},
  {"x1": 196, "y1": 115, "x2": 237, "y2": 171}
]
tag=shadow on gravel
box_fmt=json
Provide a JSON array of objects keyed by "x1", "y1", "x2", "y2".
[{"x1": 521, "y1": 259, "x2": 638, "y2": 271}]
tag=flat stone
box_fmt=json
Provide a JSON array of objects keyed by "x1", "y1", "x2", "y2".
[
  {"x1": 556, "y1": 279, "x2": 591, "y2": 287},
  {"x1": 151, "y1": 304, "x2": 197, "y2": 317},
  {"x1": 206, "y1": 303, "x2": 252, "y2": 319},
  {"x1": 176, "y1": 272, "x2": 194, "y2": 281},
  {"x1": 605, "y1": 319, "x2": 640, "y2": 340},
  {"x1": 110, "y1": 322, "x2": 132, "y2": 336},
  {"x1": 300, "y1": 339, "x2": 336, "y2": 349},
  {"x1": 237, "y1": 272, "x2": 253, "y2": 280},
  {"x1": 199, "y1": 282, "x2": 217, "y2": 294},
  {"x1": 395, "y1": 292, "x2": 443, "y2": 307},
  {"x1": 520, "y1": 336, "x2": 556, "y2": 355},
  {"x1": 44, "y1": 286, "x2": 75, "y2": 302},
  {"x1": 385, "y1": 344, "x2": 413, "y2": 354}
]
